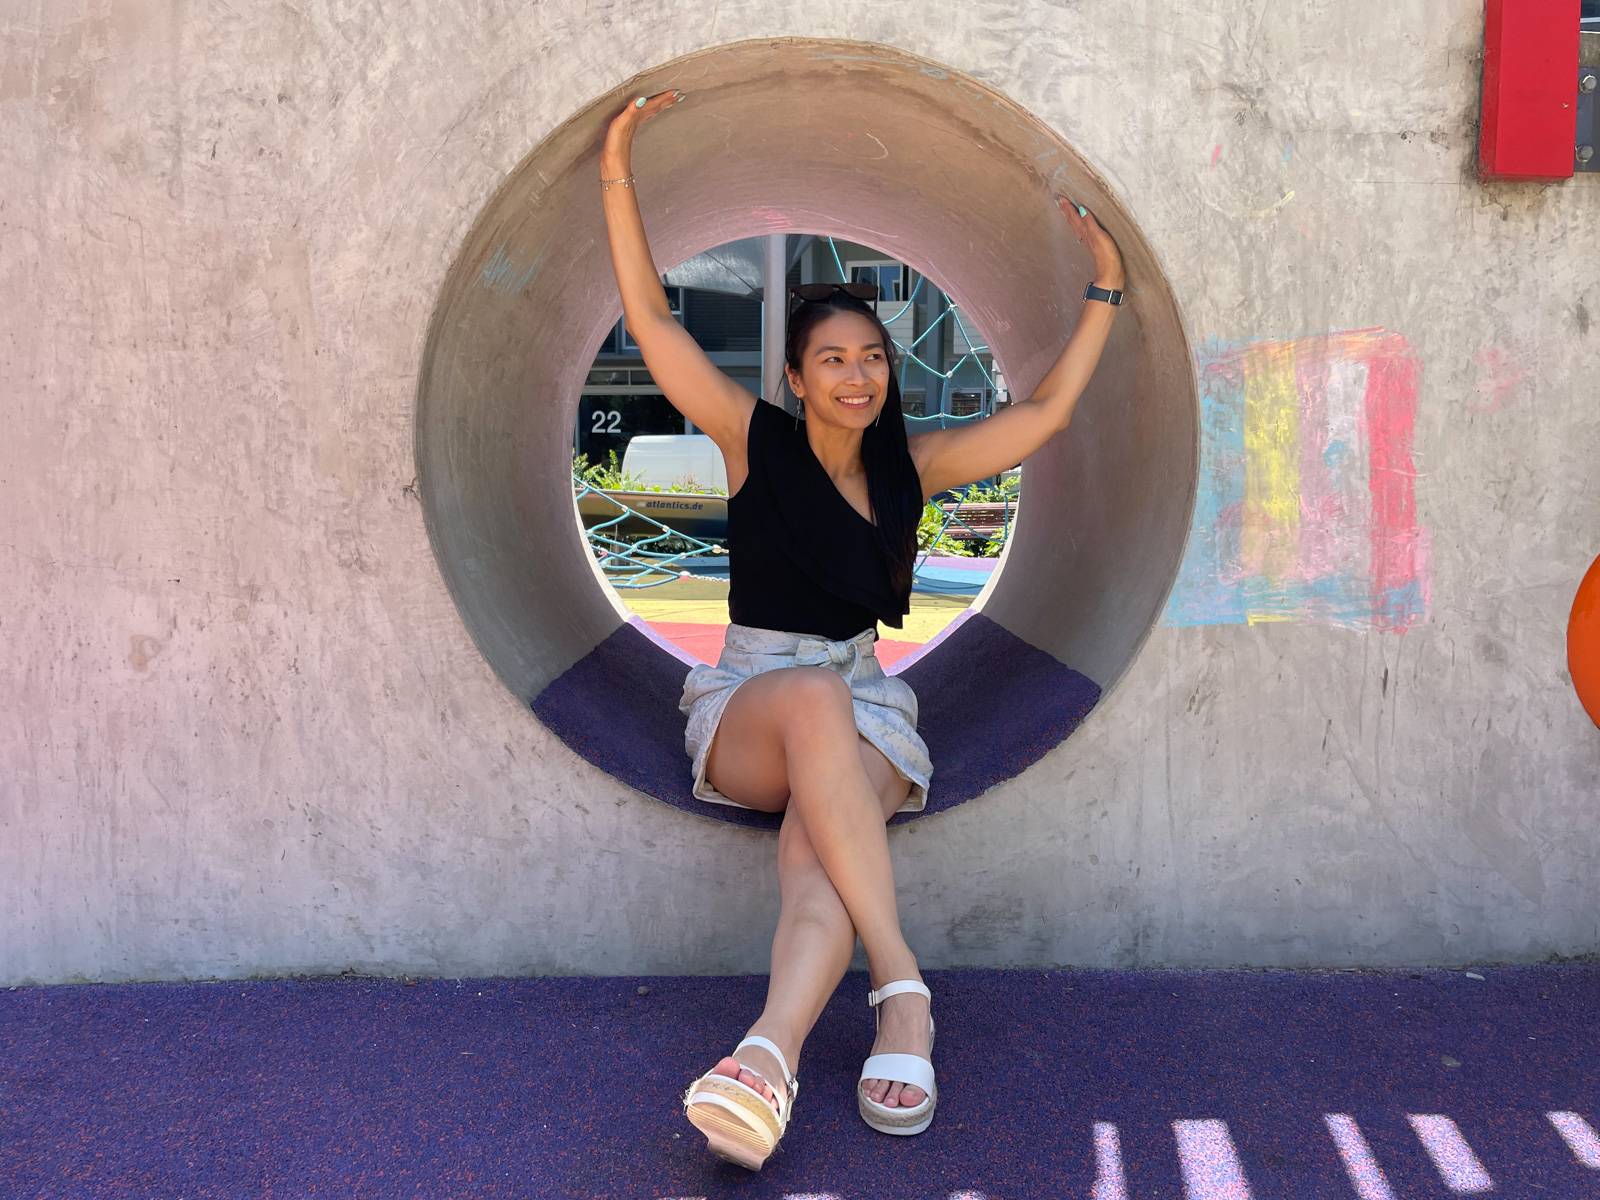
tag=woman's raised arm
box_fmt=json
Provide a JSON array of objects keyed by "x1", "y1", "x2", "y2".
[
  {"x1": 600, "y1": 92, "x2": 755, "y2": 477},
  {"x1": 908, "y1": 199, "x2": 1125, "y2": 500}
]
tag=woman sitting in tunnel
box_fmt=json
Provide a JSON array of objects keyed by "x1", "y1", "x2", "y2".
[{"x1": 600, "y1": 90, "x2": 1125, "y2": 1169}]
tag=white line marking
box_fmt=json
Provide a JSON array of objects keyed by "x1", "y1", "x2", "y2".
[
  {"x1": 1173, "y1": 1118, "x2": 1254, "y2": 1199},
  {"x1": 1407, "y1": 1114, "x2": 1493, "y2": 1192},
  {"x1": 1093, "y1": 1122, "x2": 1128, "y2": 1200},
  {"x1": 1324, "y1": 1114, "x2": 1398, "y2": 1200},
  {"x1": 1548, "y1": 1112, "x2": 1600, "y2": 1169}
]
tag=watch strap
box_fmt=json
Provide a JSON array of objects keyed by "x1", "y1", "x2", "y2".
[{"x1": 1084, "y1": 282, "x2": 1125, "y2": 306}]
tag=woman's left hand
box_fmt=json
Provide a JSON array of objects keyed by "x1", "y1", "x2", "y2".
[{"x1": 1056, "y1": 196, "x2": 1125, "y2": 291}]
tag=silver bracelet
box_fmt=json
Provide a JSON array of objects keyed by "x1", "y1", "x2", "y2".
[{"x1": 600, "y1": 175, "x2": 635, "y2": 191}]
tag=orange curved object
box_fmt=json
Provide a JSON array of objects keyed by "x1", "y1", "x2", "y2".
[{"x1": 1572, "y1": 552, "x2": 1600, "y2": 730}]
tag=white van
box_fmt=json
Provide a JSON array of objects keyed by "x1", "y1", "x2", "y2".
[{"x1": 621, "y1": 434, "x2": 729, "y2": 493}]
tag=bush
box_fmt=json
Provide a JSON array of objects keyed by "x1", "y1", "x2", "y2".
[{"x1": 573, "y1": 450, "x2": 726, "y2": 495}]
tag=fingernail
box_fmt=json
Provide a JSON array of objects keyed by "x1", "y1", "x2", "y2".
[
  {"x1": 1076, "y1": 203, "x2": 1088, "y2": 218},
  {"x1": 635, "y1": 96, "x2": 646, "y2": 108}
]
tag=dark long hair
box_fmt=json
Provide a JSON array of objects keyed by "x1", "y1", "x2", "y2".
[{"x1": 784, "y1": 293, "x2": 922, "y2": 604}]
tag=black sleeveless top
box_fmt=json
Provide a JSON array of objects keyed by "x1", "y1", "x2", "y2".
[{"x1": 727, "y1": 401, "x2": 917, "y2": 642}]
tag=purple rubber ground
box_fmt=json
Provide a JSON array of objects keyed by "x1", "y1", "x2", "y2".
[
  {"x1": 893, "y1": 614, "x2": 1100, "y2": 820},
  {"x1": 530, "y1": 615, "x2": 1100, "y2": 830},
  {"x1": 3, "y1": 965, "x2": 1597, "y2": 1199}
]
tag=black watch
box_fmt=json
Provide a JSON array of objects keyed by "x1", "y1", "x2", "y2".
[{"x1": 1084, "y1": 282, "x2": 1125, "y2": 306}]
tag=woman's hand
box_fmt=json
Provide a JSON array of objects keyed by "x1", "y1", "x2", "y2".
[
  {"x1": 601, "y1": 90, "x2": 685, "y2": 178},
  {"x1": 1056, "y1": 196, "x2": 1125, "y2": 291}
]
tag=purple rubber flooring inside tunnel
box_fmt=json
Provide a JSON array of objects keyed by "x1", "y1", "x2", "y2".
[
  {"x1": 3, "y1": 965, "x2": 1597, "y2": 1199},
  {"x1": 530, "y1": 613, "x2": 1101, "y2": 829}
]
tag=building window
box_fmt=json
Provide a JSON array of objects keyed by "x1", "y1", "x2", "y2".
[
  {"x1": 847, "y1": 261, "x2": 911, "y2": 303},
  {"x1": 949, "y1": 391, "x2": 987, "y2": 418},
  {"x1": 618, "y1": 287, "x2": 685, "y2": 352}
]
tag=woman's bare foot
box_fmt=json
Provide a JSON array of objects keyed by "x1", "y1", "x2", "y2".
[
  {"x1": 860, "y1": 988, "x2": 931, "y2": 1108},
  {"x1": 704, "y1": 1041, "x2": 789, "y2": 1115}
]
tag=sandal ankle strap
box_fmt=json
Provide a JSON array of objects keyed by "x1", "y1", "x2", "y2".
[{"x1": 867, "y1": 979, "x2": 931, "y2": 1008}]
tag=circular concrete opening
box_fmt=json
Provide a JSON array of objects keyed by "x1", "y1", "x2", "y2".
[{"x1": 416, "y1": 38, "x2": 1197, "y2": 829}]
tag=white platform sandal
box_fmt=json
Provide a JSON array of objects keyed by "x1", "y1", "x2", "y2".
[
  {"x1": 858, "y1": 979, "x2": 937, "y2": 1135},
  {"x1": 682, "y1": 1034, "x2": 798, "y2": 1171}
]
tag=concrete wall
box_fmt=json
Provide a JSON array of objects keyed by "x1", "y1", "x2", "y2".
[{"x1": 3, "y1": 0, "x2": 1596, "y2": 984}]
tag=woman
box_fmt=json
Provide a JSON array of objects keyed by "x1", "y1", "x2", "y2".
[{"x1": 599, "y1": 90, "x2": 1125, "y2": 1170}]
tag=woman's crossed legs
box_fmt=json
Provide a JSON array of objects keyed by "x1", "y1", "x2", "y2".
[{"x1": 699, "y1": 665, "x2": 930, "y2": 1115}]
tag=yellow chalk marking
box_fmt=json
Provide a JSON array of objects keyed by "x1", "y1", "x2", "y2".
[{"x1": 1242, "y1": 340, "x2": 1300, "y2": 608}]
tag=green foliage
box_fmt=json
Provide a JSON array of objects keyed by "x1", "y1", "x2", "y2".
[
  {"x1": 572, "y1": 450, "x2": 727, "y2": 496},
  {"x1": 951, "y1": 474, "x2": 1022, "y2": 504},
  {"x1": 574, "y1": 450, "x2": 644, "y2": 491}
]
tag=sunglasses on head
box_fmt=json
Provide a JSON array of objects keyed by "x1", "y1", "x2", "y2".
[{"x1": 789, "y1": 282, "x2": 879, "y2": 303}]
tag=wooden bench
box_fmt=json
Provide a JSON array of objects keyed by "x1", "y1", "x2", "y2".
[{"x1": 936, "y1": 500, "x2": 1013, "y2": 541}]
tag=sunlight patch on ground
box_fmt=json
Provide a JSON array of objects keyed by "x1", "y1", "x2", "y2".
[{"x1": 619, "y1": 578, "x2": 975, "y2": 646}]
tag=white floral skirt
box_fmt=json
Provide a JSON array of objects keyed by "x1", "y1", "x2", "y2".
[{"x1": 679, "y1": 622, "x2": 932, "y2": 813}]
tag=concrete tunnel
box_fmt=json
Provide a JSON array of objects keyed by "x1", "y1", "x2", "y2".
[{"x1": 415, "y1": 38, "x2": 1198, "y2": 826}]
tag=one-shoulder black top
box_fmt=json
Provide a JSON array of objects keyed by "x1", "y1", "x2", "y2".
[{"x1": 727, "y1": 401, "x2": 918, "y2": 642}]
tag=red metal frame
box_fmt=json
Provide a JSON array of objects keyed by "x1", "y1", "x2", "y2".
[{"x1": 1478, "y1": 0, "x2": 1581, "y2": 181}]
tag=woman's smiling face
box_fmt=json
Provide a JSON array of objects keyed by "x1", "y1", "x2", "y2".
[{"x1": 786, "y1": 310, "x2": 892, "y2": 431}]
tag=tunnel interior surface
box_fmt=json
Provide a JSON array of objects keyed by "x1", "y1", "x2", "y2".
[{"x1": 416, "y1": 38, "x2": 1198, "y2": 824}]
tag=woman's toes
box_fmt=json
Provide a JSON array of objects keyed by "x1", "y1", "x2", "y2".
[
  {"x1": 738, "y1": 1068, "x2": 772, "y2": 1101},
  {"x1": 862, "y1": 1078, "x2": 925, "y2": 1108},
  {"x1": 711, "y1": 1055, "x2": 742, "y2": 1081}
]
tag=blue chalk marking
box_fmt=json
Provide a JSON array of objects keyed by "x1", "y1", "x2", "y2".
[
  {"x1": 479, "y1": 237, "x2": 551, "y2": 298},
  {"x1": 1164, "y1": 345, "x2": 1248, "y2": 627}
]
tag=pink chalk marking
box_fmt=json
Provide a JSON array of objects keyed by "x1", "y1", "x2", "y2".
[
  {"x1": 1470, "y1": 345, "x2": 1527, "y2": 415},
  {"x1": 1363, "y1": 336, "x2": 1428, "y2": 631},
  {"x1": 1295, "y1": 344, "x2": 1333, "y2": 580},
  {"x1": 1325, "y1": 1114, "x2": 1399, "y2": 1200},
  {"x1": 1093, "y1": 1122, "x2": 1128, "y2": 1200},
  {"x1": 1295, "y1": 340, "x2": 1373, "y2": 598},
  {"x1": 1211, "y1": 143, "x2": 1223, "y2": 167},
  {"x1": 748, "y1": 205, "x2": 795, "y2": 230},
  {"x1": 1323, "y1": 356, "x2": 1372, "y2": 587}
]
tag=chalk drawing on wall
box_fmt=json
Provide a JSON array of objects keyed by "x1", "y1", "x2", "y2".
[{"x1": 1164, "y1": 329, "x2": 1429, "y2": 632}]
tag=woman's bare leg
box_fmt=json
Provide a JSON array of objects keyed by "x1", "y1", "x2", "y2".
[{"x1": 694, "y1": 667, "x2": 931, "y2": 1112}]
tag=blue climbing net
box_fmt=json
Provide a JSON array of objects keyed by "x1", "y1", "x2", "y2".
[
  {"x1": 577, "y1": 474, "x2": 1013, "y2": 589},
  {"x1": 821, "y1": 237, "x2": 1003, "y2": 405},
  {"x1": 574, "y1": 477, "x2": 727, "y2": 589}
]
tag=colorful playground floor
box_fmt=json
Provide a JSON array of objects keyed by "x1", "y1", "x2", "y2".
[
  {"x1": 3, "y1": 964, "x2": 1597, "y2": 1198},
  {"x1": 622, "y1": 569, "x2": 984, "y2": 668}
]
